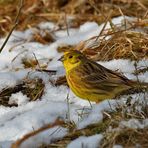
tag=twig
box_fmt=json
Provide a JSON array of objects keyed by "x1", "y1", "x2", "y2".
[
  {"x1": 0, "y1": 0, "x2": 24, "y2": 53},
  {"x1": 33, "y1": 52, "x2": 41, "y2": 69},
  {"x1": 95, "y1": 11, "x2": 113, "y2": 41},
  {"x1": 11, "y1": 118, "x2": 65, "y2": 148},
  {"x1": 135, "y1": 0, "x2": 147, "y2": 10},
  {"x1": 95, "y1": 20, "x2": 108, "y2": 41},
  {"x1": 88, "y1": 0, "x2": 106, "y2": 18},
  {"x1": 11, "y1": 49, "x2": 28, "y2": 62},
  {"x1": 66, "y1": 90, "x2": 71, "y2": 121},
  {"x1": 36, "y1": 69, "x2": 57, "y2": 74},
  {"x1": 118, "y1": 7, "x2": 127, "y2": 30},
  {"x1": 143, "y1": 10, "x2": 148, "y2": 18},
  {"x1": 64, "y1": 13, "x2": 70, "y2": 36}
]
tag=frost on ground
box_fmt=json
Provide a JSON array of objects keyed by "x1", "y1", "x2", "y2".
[{"x1": 0, "y1": 16, "x2": 147, "y2": 148}]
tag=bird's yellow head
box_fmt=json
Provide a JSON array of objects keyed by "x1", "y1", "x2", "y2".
[{"x1": 59, "y1": 50, "x2": 86, "y2": 73}]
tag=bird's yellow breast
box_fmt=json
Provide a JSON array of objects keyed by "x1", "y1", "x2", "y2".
[{"x1": 66, "y1": 70, "x2": 115, "y2": 103}]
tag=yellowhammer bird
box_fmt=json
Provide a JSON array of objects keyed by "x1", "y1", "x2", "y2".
[{"x1": 59, "y1": 50, "x2": 148, "y2": 103}]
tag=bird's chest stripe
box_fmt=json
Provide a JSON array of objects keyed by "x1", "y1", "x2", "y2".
[{"x1": 67, "y1": 74, "x2": 84, "y2": 95}]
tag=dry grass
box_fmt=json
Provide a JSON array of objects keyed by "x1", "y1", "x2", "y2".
[
  {"x1": 85, "y1": 30, "x2": 148, "y2": 61},
  {"x1": 0, "y1": 0, "x2": 148, "y2": 36},
  {"x1": 0, "y1": 78, "x2": 45, "y2": 106},
  {"x1": 101, "y1": 128, "x2": 148, "y2": 148},
  {"x1": 0, "y1": 0, "x2": 148, "y2": 147}
]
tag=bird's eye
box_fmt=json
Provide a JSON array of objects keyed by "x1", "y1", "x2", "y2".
[{"x1": 69, "y1": 55, "x2": 73, "y2": 59}]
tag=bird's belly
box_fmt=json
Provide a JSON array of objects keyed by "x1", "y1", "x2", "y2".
[
  {"x1": 71, "y1": 85, "x2": 115, "y2": 103},
  {"x1": 67, "y1": 74, "x2": 116, "y2": 103}
]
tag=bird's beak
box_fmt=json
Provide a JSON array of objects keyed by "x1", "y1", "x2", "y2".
[{"x1": 58, "y1": 55, "x2": 64, "y2": 62}]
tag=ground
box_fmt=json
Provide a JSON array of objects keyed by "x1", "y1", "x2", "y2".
[{"x1": 0, "y1": 0, "x2": 148, "y2": 148}]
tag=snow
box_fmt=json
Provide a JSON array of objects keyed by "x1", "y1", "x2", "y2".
[
  {"x1": 0, "y1": 101, "x2": 68, "y2": 141},
  {"x1": 113, "y1": 145, "x2": 123, "y2": 148},
  {"x1": 120, "y1": 119, "x2": 148, "y2": 129},
  {"x1": 20, "y1": 126, "x2": 67, "y2": 148},
  {"x1": 0, "y1": 16, "x2": 147, "y2": 147},
  {"x1": 9, "y1": 92, "x2": 30, "y2": 106},
  {"x1": 77, "y1": 96, "x2": 130, "y2": 129},
  {"x1": 98, "y1": 59, "x2": 136, "y2": 73},
  {"x1": 0, "y1": 72, "x2": 19, "y2": 90},
  {"x1": 67, "y1": 134, "x2": 103, "y2": 148},
  {"x1": 39, "y1": 22, "x2": 55, "y2": 30}
]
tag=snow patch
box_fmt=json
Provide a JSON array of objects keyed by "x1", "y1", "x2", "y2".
[
  {"x1": 9, "y1": 92, "x2": 30, "y2": 106},
  {"x1": 120, "y1": 119, "x2": 148, "y2": 129},
  {"x1": 20, "y1": 126, "x2": 67, "y2": 148},
  {"x1": 67, "y1": 134, "x2": 103, "y2": 148}
]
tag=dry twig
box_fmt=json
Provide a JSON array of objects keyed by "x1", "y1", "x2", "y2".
[{"x1": 0, "y1": 0, "x2": 24, "y2": 53}]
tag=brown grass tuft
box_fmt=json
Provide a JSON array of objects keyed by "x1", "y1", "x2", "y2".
[{"x1": 0, "y1": 78, "x2": 45, "y2": 106}]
